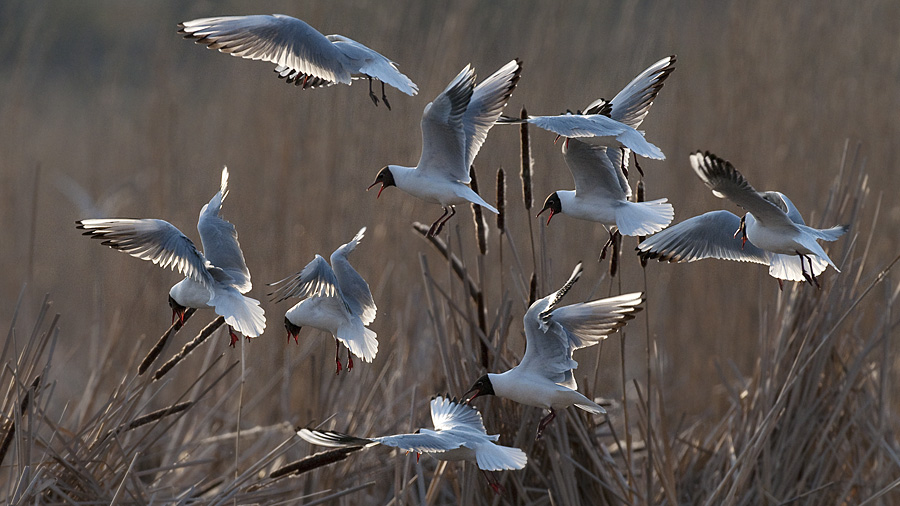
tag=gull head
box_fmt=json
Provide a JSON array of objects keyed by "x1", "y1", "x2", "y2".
[
  {"x1": 168, "y1": 294, "x2": 187, "y2": 325},
  {"x1": 463, "y1": 374, "x2": 495, "y2": 403},
  {"x1": 284, "y1": 317, "x2": 302, "y2": 345},
  {"x1": 537, "y1": 192, "x2": 562, "y2": 225},
  {"x1": 367, "y1": 166, "x2": 396, "y2": 198}
]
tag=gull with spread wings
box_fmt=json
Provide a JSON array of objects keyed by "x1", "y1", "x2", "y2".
[
  {"x1": 76, "y1": 167, "x2": 266, "y2": 344},
  {"x1": 368, "y1": 59, "x2": 521, "y2": 236},
  {"x1": 268, "y1": 227, "x2": 377, "y2": 373},
  {"x1": 178, "y1": 14, "x2": 417, "y2": 109},
  {"x1": 464, "y1": 263, "x2": 642, "y2": 439}
]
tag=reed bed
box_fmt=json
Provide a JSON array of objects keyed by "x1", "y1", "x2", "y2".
[{"x1": 2, "y1": 1, "x2": 900, "y2": 504}]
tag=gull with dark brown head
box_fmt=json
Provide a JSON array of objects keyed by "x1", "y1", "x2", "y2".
[
  {"x1": 666, "y1": 151, "x2": 849, "y2": 287},
  {"x1": 268, "y1": 227, "x2": 377, "y2": 374},
  {"x1": 368, "y1": 59, "x2": 521, "y2": 236},
  {"x1": 298, "y1": 395, "x2": 526, "y2": 493},
  {"x1": 76, "y1": 167, "x2": 266, "y2": 344},
  {"x1": 464, "y1": 263, "x2": 643, "y2": 439}
]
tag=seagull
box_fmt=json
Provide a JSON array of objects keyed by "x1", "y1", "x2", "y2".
[
  {"x1": 536, "y1": 139, "x2": 674, "y2": 238},
  {"x1": 268, "y1": 227, "x2": 377, "y2": 374},
  {"x1": 463, "y1": 263, "x2": 643, "y2": 439},
  {"x1": 76, "y1": 167, "x2": 266, "y2": 344},
  {"x1": 367, "y1": 59, "x2": 521, "y2": 237},
  {"x1": 297, "y1": 395, "x2": 527, "y2": 493},
  {"x1": 498, "y1": 55, "x2": 676, "y2": 160},
  {"x1": 668, "y1": 151, "x2": 849, "y2": 287},
  {"x1": 178, "y1": 14, "x2": 418, "y2": 109}
]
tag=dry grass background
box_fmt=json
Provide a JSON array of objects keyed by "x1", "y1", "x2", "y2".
[{"x1": 1, "y1": 0, "x2": 900, "y2": 504}]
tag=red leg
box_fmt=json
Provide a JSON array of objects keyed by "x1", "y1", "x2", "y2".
[
  {"x1": 427, "y1": 207, "x2": 451, "y2": 237},
  {"x1": 482, "y1": 470, "x2": 504, "y2": 495},
  {"x1": 228, "y1": 326, "x2": 239, "y2": 347},
  {"x1": 433, "y1": 206, "x2": 456, "y2": 236},
  {"x1": 334, "y1": 340, "x2": 342, "y2": 374},
  {"x1": 346, "y1": 353, "x2": 354, "y2": 371}
]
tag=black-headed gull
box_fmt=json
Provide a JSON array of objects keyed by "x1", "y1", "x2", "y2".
[
  {"x1": 297, "y1": 395, "x2": 526, "y2": 493},
  {"x1": 367, "y1": 60, "x2": 521, "y2": 237},
  {"x1": 178, "y1": 14, "x2": 418, "y2": 109},
  {"x1": 536, "y1": 139, "x2": 674, "y2": 236},
  {"x1": 682, "y1": 151, "x2": 849, "y2": 287},
  {"x1": 76, "y1": 167, "x2": 266, "y2": 344},
  {"x1": 268, "y1": 227, "x2": 377, "y2": 374},
  {"x1": 499, "y1": 55, "x2": 676, "y2": 160},
  {"x1": 464, "y1": 263, "x2": 643, "y2": 439}
]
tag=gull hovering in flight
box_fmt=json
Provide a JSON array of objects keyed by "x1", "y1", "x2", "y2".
[
  {"x1": 368, "y1": 59, "x2": 521, "y2": 236},
  {"x1": 268, "y1": 227, "x2": 377, "y2": 374},
  {"x1": 76, "y1": 167, "x2": 266, "y2": 344},
  {"x1": 297, "y1": 395, "x2": 527, "y2": 493},
  {"x1": 178, "y1": 14, "x2": 418, "y2": 109},
  {"x1": 499, "y1": 55, "x2": 676, "y2": 160},
  {"x1": 464, "y1": 263, "x2": 643, "y2": 439},
  {"x1": 657, "y1": 151, "x2": 848, "y2": 287}
]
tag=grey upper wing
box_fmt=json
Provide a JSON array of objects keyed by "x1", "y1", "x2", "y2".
[
  {"x1": 462, "y1": 59, "x2": 522, "y2": 170},
  {"x1": 77, "y1": 218, "x2": 214, "y2": 288},
  {"x1": 690, "y1": 151, "x2": 795, "y2": 228},
  {"x1": 197, "y1": 167, "x2": 252, "y2": 292},
  {"x1": 268, "y1": 255, "x2": 343, "y2": 307},
  {"x1": 562, "y1": 139, "x2": 630, "y2": 200},
  {"x1": 327, "y1": 35, "x2": 418, "y2": 95},
  {"x1": 179, "y1": 14, "x2": 352, "y2": 85},
  {"x1": 374, "y1": 430, "x2": 468, "y2": 454},
  {"x1": 604, "y1": 55, "x2": 676, "y2": 128},
  {"x1": 330, "y1": 227, "x2": 377, "y2": 325},
  {"x1": 636, "y1": 210, "x2": 772, "y2": 264},
  {"x1": 417, "y1": 65, "x2": 475, "y2": 182}
]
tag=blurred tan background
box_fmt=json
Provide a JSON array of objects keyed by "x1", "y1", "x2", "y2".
[{"x1": 1, "y1": 0, "x2": 898, "y2": 430}]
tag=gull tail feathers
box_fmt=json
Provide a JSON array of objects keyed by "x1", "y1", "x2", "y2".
[
  {"x1": 615, "y1": 198, "x2": 674, "y2": 236},
  {"x1": 474, "y1": 443, "x2": 528, "y2": 471},
  {"x1": 211, "y1": 288, "x2": 266, "y2": 337}
]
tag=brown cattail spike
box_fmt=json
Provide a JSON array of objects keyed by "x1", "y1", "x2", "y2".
[
  {"x1": 520, "y1": 106, "x2": 533, "y2": 210},
  {"x1": 469, "y1": 166, "x2": 488, "y2": 255},
  {"x1": 528, "y1": 272, "x2": 538, "y2": 305}
]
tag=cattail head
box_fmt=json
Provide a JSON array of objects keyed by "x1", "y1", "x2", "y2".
[
  {"x1": 520, "y1": 106, "x2": 533, "y2": 211},
  {"x1": 470, "y1": 166, "x2": 488, "y2": 255},
  {"x1": 609, "y1": 232, "x2": 620, "y2": 277},
  {"x1": 528, "y1": 271, "x2": 537, "y2": 305},
  {"x1": 496, "y1": 167, "x2": 506, "y2": 234}
]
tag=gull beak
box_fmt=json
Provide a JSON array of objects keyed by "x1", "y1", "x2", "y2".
[{"x1": 462, "y1": 387, "x2": 480, "y2": 404}]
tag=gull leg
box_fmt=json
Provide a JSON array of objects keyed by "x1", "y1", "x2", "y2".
[
  {"x1": 334, "y1": 340, "x2": 343, "y2": 374},
  {"x1": 777, "y1": 278, "x2": 784, "y2": 291},
  {"x1": 599, "y1": 229, "x2": 620, "y2": 261},
  {"x1": 482, "y1": 470, "x2": 504, "y2": 495},
  {"x1": 536, "y1": 408, "x2": 557, "y2": 440},
  {"x1": 381, "y1": 81, "x2": 391, "y2": 110},
  {"x1": 433, "y1": 206, "x2": 456, "y2": 237},
  {"x1": 427, "y1": 207, "x2": 451, "y2": 237},
  {"x1": 228, "y1": 326, "x2": 239, "y2": 347},
  {"x1": 346, "y1": 353, "x2": 354, "y2": 372},
  {"x1": 632, "y1": 150, "x2": 644, "y2": 177},
  {"x1": 797, "y1": 252, "x2": 820, "y2": 288},
  {"x1": 368, "y1": 77, "x2": 379, "y2": 107}
]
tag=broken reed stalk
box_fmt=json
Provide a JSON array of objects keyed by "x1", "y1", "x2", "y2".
[
  {"x1": 0, "y1": 375, "x2": 40, "y2": 466},
  {"x1": 269, "y1": 447, "x2": 362, "y2": 479},
  {"x1": 139, "y1": 308, "x2": 197, "y2": 375},
  {"x1": 469, "y1": 166, "x2": 488, "y2": 256},
  {"x1": 153, "y1": 316, "x2": 226, "y2": 381}
]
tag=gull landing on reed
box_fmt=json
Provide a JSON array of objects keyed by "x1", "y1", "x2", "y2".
[
  {"x1": 178, "y1": 14, "x2": 418, "y2": 109},
  {"x1": 464, "y1": 263, "x2": 643, "y2": 439},
  {"x1": 368, "y1": 59, "x2": 521, "y2": 236},
  {"x1": 76, "y1": 167, "x2": 266, "y2": 345},
  {"x1": 297, "y1": 395, "x2": 527, "y2": 494},
  {"x1": 268, "y1": 227, "x2": 377, "y2": 374},
  {"x1": 651, "y1": 151, "x2": 849, "y2": 288}
]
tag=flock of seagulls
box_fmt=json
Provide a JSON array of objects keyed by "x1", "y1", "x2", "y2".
[{"x1": 73, "y1": 12, "x2": 850, "y2": 493}]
